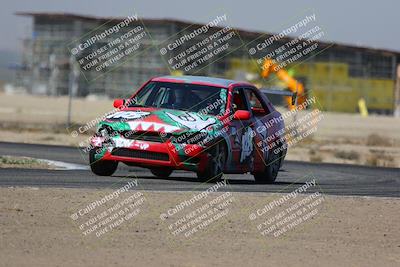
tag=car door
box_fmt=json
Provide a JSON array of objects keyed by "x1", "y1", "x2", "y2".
[
  {"x1": 243, "y1": 87, "x2": 272, "y2": 173},
  {"x1": 226, "y1": 87, "x2": 255, "y2": 173}
]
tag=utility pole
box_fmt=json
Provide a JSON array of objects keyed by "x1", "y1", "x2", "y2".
[
  {"x1": 67, "y1": 55, "x2": 80, "y2": 127},
  {"x1": 48, "y1": 54, "x2": 59, "y2": 96}
]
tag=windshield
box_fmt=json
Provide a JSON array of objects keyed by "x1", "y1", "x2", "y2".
[{"x1": 129, "y1": 81, "x2": 228, "y2": 116}]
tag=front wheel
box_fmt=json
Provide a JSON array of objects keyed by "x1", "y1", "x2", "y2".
[
  {"x1": 253, "y1": 150, "x2": 281, "y2": 184},
  {"x1": 197, "y1": 142, "x2": 226, "y2": 182},
  {"x1": 89, "y1": 148, "x2": 118, "y2": 176}
]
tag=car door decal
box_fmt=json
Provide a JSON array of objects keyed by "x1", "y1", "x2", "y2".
[{"x1": 240, "y1": 127, "x2": 254, "y2": 163}]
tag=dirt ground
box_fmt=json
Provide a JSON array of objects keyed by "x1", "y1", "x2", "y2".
[
  {"x1": 1, "y1": 93, "x2": 400, "y2": 167},
  {"x1": 0, "y1": 187, "x2": 399, "y2": 267}
]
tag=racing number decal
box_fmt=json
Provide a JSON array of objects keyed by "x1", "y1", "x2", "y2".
[
  {"x1": 240, "y1": 127, "x2": 254, "y2": 163},
  {"x1": 175, "y1": 113, "x2": 197, "y2": 122},
  {"x1": 166, "y1": 112, "x2": 216, "y2": 131}
]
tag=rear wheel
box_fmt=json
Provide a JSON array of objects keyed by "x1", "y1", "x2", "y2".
[
  {"x1": 150, "y1": 168, "x2": 173, "y2": 178},
  {"x1": 89, "y1": 148, "x2": 118, "y2": 176},
  {"x1": 254, "y1": 150, "x2": 281, "y2": 184},
  {"x1": 197, "y1": 142, "x2": 226, "y2": 182}
]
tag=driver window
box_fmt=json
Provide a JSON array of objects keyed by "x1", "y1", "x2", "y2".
[
  {"x1": 232, "y1": 89, "x2": 249, "y2": 112},
  {"x1": 244, "y1": 89, "x2": 269, "y2": 116}
]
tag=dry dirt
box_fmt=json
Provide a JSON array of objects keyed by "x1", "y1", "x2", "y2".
[{"x1": 0, "y1": 187, "x2": 399, "y2": 267}]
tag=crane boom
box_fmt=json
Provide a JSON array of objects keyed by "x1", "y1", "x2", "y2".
[{"x1": 261, "y1": 58, "x2": 306, "y2": 110}]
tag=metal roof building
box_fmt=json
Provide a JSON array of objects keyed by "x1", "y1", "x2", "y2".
[{"x1": 15, "y1": 12, "x2": 400, "y2": 114}]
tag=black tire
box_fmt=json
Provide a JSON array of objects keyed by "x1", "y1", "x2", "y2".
[
  {"x1": 89, "y1": 148, "x2": 118, "y2": 176},
  {"x1": 150, "y1": 168, "x2": 173, "y2": 178},
  {"x1": 197, "y1": 142, "x2": 226, "y2": 182},
  {"x1": 254, "y1": 150, "x2": 281, "y2": 184}
]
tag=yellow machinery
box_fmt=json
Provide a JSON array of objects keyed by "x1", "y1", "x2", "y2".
[
  {"x1": 261, "y1": 58, "x2": 306, "y2": 110},
  {"x1": 228, "y1": 58, "x2": 395, "y2": 114}
]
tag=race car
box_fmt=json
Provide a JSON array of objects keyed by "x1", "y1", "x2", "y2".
[{"x1": 89, "y1": 75, "x2": 291, "y2": 183}]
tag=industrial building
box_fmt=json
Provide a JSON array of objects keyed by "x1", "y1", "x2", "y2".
[{"x1": 15, "y1": 12, "x2": 400, "y2": 114}]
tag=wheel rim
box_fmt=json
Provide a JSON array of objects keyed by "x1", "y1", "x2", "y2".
[{"x1": 213, "y1": 145, "x2": 226, "y2": 175}]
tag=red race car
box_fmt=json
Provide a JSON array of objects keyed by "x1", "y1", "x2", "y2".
[{"x1": 89, "y1": 75, "x2": 292, "y2": 183}]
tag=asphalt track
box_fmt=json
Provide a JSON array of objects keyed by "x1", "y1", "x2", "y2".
[{"x1": 0, "y1": 142, "x2": 399, "y2": 197}]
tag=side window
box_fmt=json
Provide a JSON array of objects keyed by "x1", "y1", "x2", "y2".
[
  {"x1": 232, "y1": 88, "x2": 250, "y2": 112},
  {"x1": 244, "y1": 88, "x2": 269, "y2": 116}
]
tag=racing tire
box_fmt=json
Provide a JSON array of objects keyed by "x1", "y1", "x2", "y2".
[
  {"x1": 253, "y1": 150, "x2": 281, "y2": 184},
  {"x1": 197, "y1": 142, "x2": 226, "y2": 182},
  {"x1": 150, "y1": 168, "x2": 173, "y2": 178},
  {"x1": 89, "y1": 148, "x2": 118, "y2": 176}
]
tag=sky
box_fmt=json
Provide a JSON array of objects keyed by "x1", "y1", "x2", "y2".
[{"x1": 0, "y1": 0, "x2": 399, "y2": 53}]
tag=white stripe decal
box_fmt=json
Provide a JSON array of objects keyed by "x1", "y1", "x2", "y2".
[{"x1": 127, "y1": 121, "x2": 180, "y2": 132}]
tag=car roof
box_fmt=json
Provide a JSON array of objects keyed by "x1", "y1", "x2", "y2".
[{"x1": 151, "y1": 75, "x2": 252, "y2": 88}]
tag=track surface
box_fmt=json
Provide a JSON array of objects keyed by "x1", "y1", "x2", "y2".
[{"x1": 0, "y1": 142, "x2": 399, "y2": 197}]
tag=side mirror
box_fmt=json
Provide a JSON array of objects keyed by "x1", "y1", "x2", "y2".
[
  {"x1": 233, "y1": 110, "x2": 251, "y2": 120},
  {"x1": 113, "y1": 99, "x2": 125, "y2": 108}
]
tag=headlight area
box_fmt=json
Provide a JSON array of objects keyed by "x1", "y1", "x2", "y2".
[
  {"x1": 91, "y1": 125, "x2": 118, "y2": 147},
  {"x1": 95, "y1": 125, "x2": 112, "y2": 137}
]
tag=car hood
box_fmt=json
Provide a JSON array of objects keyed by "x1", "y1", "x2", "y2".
[{"x1": 99, "y1": 107, "x2": 222, "y2": 134}]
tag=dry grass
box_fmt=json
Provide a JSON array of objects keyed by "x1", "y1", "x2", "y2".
[
  {"x1": 366, "y1": 134, "x2": 392, "y2": 147},
  {"x1": 366, "y1": 150, "x2": 395, "y2": 167},
  {"x1": 309, "y1": 155, "x2": 323, "y2": 162},
  {"x1": 0, "y1": 156, "x2": 51, "y2": 169},
  {"x1": 0, "y1": 156, "x2": 39, "y2": 165},
  {"x1": 334, "y1": 150, "x2": 360, "y2": 160},
  {"x1": 308, "y1": 148, "x2": 323, "y2": 162}
]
